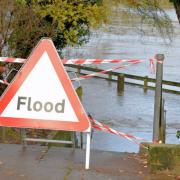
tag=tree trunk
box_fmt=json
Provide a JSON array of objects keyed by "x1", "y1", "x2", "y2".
[
  {"x1": 173, "y1": 1, "x2": 180, "y2": 24},
  {"x1": 0, "y1": 45, "x2": 3, "y2": 56}
]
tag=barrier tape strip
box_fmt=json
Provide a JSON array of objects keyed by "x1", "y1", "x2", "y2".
[
  {"x1": 71, "y1": 61, "x2": 141, "y2": 82},
  {"x1": 0, "y1": 57, "x2": 156, "y2": 85},
  {"x1": 0, "y1": 66, "x2": 6, "y2": 72},
  {"x1": 91, "y1": 118, "x2": 145, "y2": 141},
  {"x1": 0, "y1": 56, "x2": 155, "y2": 74},
  {"x1": 149, "y1": 56, "x2": 164, "y2": 74},
  {"x1": 0, "y1": 57, "x2": 143, "y2": 65},
  {"x1": 90, "y1": 118, "x2": 149, "y2": 149},
  {"x1": 0, "y1": 61, "x2": 141, "y2": 85},
  {"x1": 0, "y1": 79, "x2": 8, "y2": 86},
  {"x1": 71, "y1": 65, "x2": 125, "y2": 81},
  {"x1": 63, "y1": 59, "x2": 143, "y2": 65},
  {"x1": 149, "y1": 58, "x2": 156, "y2": 74},
  {"x1": 0, "y1": 57, "x2": 25, "y2": 63}
]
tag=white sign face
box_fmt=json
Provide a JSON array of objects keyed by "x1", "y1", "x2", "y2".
[{"x1": 1, "y1": 52, "x2": 78, "y2": 122}]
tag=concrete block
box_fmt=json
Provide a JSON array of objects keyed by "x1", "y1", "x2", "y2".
[{"x1": 139, "y1": 143, "x2": 180, "y2": 173}]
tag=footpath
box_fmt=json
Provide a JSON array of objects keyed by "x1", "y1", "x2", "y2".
[{"x1": 0, "y1": 144, "x2": 178, "y2": 180}]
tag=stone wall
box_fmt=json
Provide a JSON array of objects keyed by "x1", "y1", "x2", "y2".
[{"x1": 140, "y1": 143, "x2": 180, "y2": 174}]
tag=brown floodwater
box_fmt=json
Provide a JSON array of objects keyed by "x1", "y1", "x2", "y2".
[{"x1": 66, "y1": 8, "x2": 180, "y2": 152}]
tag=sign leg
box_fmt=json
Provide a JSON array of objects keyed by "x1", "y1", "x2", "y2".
[
  {"x1": 85, "y1": 132, "x2": 91, "y2": 170},
  {"x1": 71, "y1": 132, "x2": 76, "y2": 150},
  {"x1": 21, "y1": 128, "x2": 27, "y2": 149}
]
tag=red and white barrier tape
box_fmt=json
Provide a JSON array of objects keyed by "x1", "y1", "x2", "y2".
[
  {"x1": 0, "y1": 57, "x2": 143, "y2": 65},
  {"x1": 0, "y1": 61, "x2": 141, "y2": 85},
  {"x1": 63, "y1": 59, "x2": 143, "y2": 65},
  {"x1": 0, "y1": 57, "x2": 25, "y2": 63},
  {"x1": 0, "y1": 56, "x2": 162, "y2": 75},
  {"x1": 0, "y1": 66, "x2": 6, "y2": 72},
  {"x1": 0, "y1": 79, "x2": 8, "y2": 86},
  {"x1": 149, "y1": 58, "x2": 156, "y2": 74},
  {"x1": 71, "y1": 65, "x2": 125, "y2": 81},
  {"x1": 90, "y1": 118, "x2": 148, "y2": 148},
  {"x1": 149, "y1": 56, "x2": 164, "y2": 74},
  {"x1": 1, "y1": 56, "x2": 156, "y2": 74},
  {"x1": 71, "y1": 61, "x2": 141, "y2": 82}
]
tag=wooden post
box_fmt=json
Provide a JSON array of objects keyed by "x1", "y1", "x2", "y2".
[
  {"x1": 2, "y1": 127, "x2": 6, "y2": 142},
  {"x1": 71, "y1": 132, "x2": 76, "y2": 149},
  {"x1": 153, "y1": 54, "x2": 164, "y2": 142},
  {"x1": 21, "y1": 128, "x2": 27, "y2": 149},
  {"x1": 117, "y1": 74, "x2": 124, "y2": 95},
  {"x1": 144, "y1": 76, "x2": 148, "y2": 92},
  {"x1": 108, "y1": 73, "x2": 112, "y2": 80},
  {"x1": 76, "y1": 86, "x2": 83, "y2": 101},
  {"x1": 75, "y1": 86, "x2": 83, "y2": 148},
  {"x1": 159, "y1": 99, "x2": 166, "y2": 143},
  {"x1": 77, "y1": 66, "x2": 81, "y2": 74}
]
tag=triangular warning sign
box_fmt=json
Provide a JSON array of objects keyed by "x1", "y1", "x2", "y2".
[{"x1": 0, "y1": 39, "x2": 90, "y2": 132}]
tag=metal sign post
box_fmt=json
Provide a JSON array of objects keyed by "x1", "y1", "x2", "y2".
[
  {"x1": 85, "y1": 132, "x2": 91, "y2": 169},
  {"x1": 20, "y1": 129, "x2": 76, "y2": 149}
]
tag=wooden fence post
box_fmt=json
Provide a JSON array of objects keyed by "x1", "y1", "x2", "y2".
[
  {"x1": 76, "y1": 86, "x2": 83, "y2": 148},
  {"x1": 108, "y1": 73, "x2": 112, "y2": 80},
  {"x1": 159, "y1": 99, "x2": 166, "y2": 143},
  {"x1": 117, "y1": 74, "x2": 124, "y2": 95},
  {"x1": 2, "y1": 127, "x2": 6, "y2": 142},
  {"x1": 77, "y1": 66, "x2": 81, "y2": 74},
  {"x1": 144, "y1": 76, "x2": 148, "y2": 92}
]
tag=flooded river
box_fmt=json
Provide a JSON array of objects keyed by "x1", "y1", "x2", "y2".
[
  {"x1": 65, "y1": 9, "x2": 180, "y2": 82},
  {"x1": 66, "y1": 8, "x2": 180, "y2": 152},
  {"x1": 82, "y1": 78, "x2": 180, "y2": 152}
]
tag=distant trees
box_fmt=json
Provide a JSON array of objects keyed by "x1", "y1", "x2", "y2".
[{"x1": 1, "y1": 0, "x2": 180, "y2": 59}]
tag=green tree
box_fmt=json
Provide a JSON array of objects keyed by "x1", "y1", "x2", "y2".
[
  {"x1": 0, "y1": 0, "x2": 109, "y2": 95},
  {"x1": 0, "y1": 0, "x2": 109, "y2": 58},
  {"x1": 33, "y1": 0, "x2": 108, "y2": 55}
]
